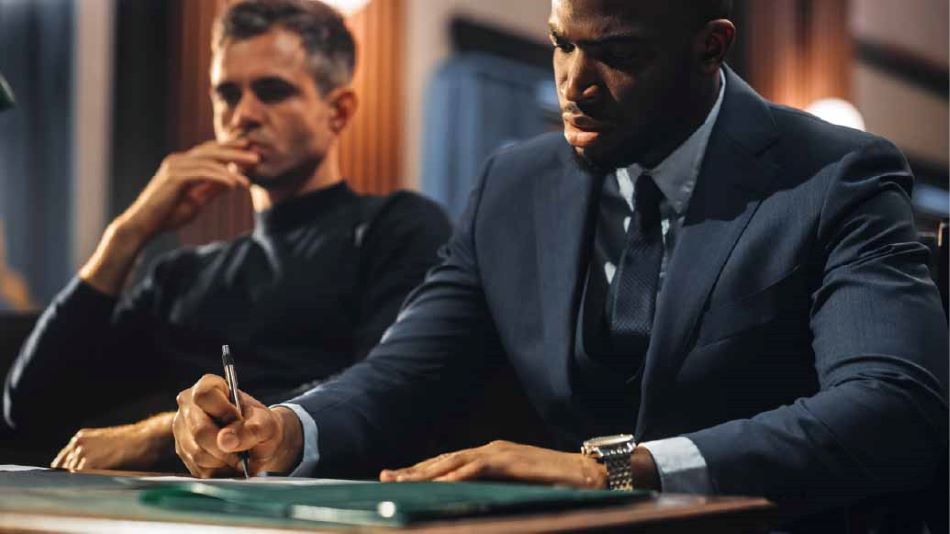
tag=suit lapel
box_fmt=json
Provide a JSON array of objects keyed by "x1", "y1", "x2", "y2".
[
  {"x1": 534, "y1": 146, "x2": 600, "y2": 405},
  {"x1": 637, "y1": 69, "x2": 781, "y2": 436}
]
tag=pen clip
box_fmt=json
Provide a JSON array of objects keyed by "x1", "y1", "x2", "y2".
[{"x1": 221, "y1": 345, "x2": 243, "y2": 418}]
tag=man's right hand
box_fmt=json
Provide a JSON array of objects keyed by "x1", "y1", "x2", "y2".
[
  {"x1": 79, "y1": 140, "x2": 257, "y2": 295},
  {"x1": 119, "y1": 140, "x2": 256, "y2": 239},
  {"x1": 172, "y1": 374, "x2": 304, "y2": 478}
]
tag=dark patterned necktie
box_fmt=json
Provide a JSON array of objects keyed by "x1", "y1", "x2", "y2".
[{"x1": 607, "y1": 173, "x2": 664, "y2": 353}]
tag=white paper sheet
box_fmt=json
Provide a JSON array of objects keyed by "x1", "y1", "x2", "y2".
[
  {"x1": 131, "y1": 475, "x2": 367, "y2": 486},
  {"x1": 0, "y1": 464, "x2": 49, "y2": 472}
]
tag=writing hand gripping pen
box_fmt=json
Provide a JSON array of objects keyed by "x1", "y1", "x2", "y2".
[{"x1": 221, "y1": 345, "x2": 251, "y2": 479}]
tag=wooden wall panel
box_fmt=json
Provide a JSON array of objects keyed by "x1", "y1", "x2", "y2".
[
  {"x1": 170, "y1": 0, "x2": 252, "y2": 246},
  {"x1": 169, "y1": 0, "x2": 404, "y2": 246},
  {"x1": 341, "y1": 0, "x2": 405, "y2": 195},
  {"x1": 741, "y1": 0, "x2": 852, "y2": 108}
]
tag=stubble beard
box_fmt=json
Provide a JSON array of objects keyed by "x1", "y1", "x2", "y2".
[
  {"x1": 568, "y1": 135, "x2": 646, "y2": 174},
  {"x1": 247, "y1": 154, "x2": 322, "y2": 192}
]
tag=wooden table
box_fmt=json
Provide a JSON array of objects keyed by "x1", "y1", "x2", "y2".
[{"x1": 0, "y1": 469, "x2": 775, "y2": 533}]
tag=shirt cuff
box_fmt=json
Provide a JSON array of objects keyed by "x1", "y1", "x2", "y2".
[
  {"x1": 640, "y1": 437, "x2": 712, "y2": 494},
  {"x1": 273, "y1": 403, "x2": 319, "y2": 477}
]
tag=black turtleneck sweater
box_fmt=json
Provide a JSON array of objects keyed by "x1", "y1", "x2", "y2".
[{"x1": 4, "y1": 183, "x2": 452, "y2": 435}]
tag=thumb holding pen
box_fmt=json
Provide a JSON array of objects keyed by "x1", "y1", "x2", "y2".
[{"x1": 173, "y1": 375, "x2": 304, "y2": 478}]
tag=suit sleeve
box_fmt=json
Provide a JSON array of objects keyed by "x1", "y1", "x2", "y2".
[
  {"x1": 286, "y1": 160, "x2": 505, "y2": 477},
  {"x1": 3, "y1": 255, "x2": 176, "y2": 435},
  {"x1": 684, "y1": 139, "x2": 949, "y2": 501}
]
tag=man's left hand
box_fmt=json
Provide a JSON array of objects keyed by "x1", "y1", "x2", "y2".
[
  {"x1": 379, "y1": 440, "x2": 607, "y2": 489},
  {"x1": 51, "y1": 412, "x2": 175, "y2": 471}
]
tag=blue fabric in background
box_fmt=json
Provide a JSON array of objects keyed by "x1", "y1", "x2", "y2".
[
  {"x1": 0, "y1": 0, "x2": 74, "y2": 307},
  {"x1": 421, "y1": 53, "x2": 559, "y2": 220}
]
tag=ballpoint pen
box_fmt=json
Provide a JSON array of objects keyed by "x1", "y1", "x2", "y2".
[{"x1": 221, "y1": 344, "x2": 251, "y2": 479}]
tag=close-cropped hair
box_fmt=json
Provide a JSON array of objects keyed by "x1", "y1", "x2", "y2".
[
  {"x1": 214, "y1": 0, "x2": 357, "y2": 95},
  {"x1": 700, "y1": 0, "x2": 733, "y2": 23}
]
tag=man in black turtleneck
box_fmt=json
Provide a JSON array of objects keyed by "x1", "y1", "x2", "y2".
[{"x1": 3, "y1": 0, "x2": 450, "y2": 473}]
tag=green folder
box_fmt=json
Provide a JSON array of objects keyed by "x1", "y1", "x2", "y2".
[{"x1": 141, "y1": 481, "x2": 652, "y2": 527}]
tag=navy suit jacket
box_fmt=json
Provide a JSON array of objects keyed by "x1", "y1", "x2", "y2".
[{"x1": 291, "y1": 69, "x2": 948, "y2": 501}]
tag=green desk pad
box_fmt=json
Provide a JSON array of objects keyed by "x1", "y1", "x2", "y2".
[
  {"x1": 141, "y1": 480, "x2": 652, "y2": 527},
  {"x1": 0, "y1": 470, "x2": 307, "y2": 530},
  {"x1": 0, "y1": 470, "x2": 652, "y2": 529}
]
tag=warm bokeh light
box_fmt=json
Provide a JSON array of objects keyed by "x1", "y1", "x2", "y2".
[
  {"x1": 806, "y1": 98, "x2": 867, "y2": 131},
  {"x1": 321, "y1": 0, "x2": 371, "y2": 15}
]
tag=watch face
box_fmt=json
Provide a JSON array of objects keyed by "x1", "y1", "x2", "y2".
[{"x1": 584, "y1": 434, "x2": 635, "y2": 449}]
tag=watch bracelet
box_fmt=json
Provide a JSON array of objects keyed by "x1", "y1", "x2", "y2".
[{"x1": 602, "y1": 447, "x2": 634, "y2": 491}]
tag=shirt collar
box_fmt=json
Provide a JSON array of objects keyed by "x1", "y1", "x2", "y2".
[
  {"x1": 253, "y1": 181, "x2": 354, "y2": 236},
  {"x1": 622, "y1": 70, "x2": 726, "y2": 215}
]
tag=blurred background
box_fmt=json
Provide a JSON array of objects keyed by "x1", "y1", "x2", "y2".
[{"x1": 0, "y1": 0, "x2": 946, "y2": 312}]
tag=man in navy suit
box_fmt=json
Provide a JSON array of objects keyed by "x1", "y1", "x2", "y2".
[{"x1": 171, "y1": 0, "x2": 947, "y2": 507}]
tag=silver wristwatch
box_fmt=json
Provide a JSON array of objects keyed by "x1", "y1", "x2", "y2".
[{"x1": 581, "y1": 434, "x2": 636, "y2": 491}]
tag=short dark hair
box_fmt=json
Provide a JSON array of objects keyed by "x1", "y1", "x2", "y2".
[
  {"x1": 214, "y1": 0, "x2": 357, "y2": 95},
  {"x1": 698, "y1": 0, "x2": 733, "y2": 23},
  {"x1": 674, "y1": 0, "x2": 732, "y2": 30}
]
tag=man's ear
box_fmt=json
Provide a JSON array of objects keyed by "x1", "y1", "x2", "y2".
[
  {"x1": 328, "y1": 87, "x2": 358, "y2": 135},
  {"x1": 695, "y1": 19, "x2": 736, "y2": 75}
]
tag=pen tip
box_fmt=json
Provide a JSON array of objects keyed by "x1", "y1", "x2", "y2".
[{"x1": 222, "y1": 344, "x2": 230, "y2": 355}]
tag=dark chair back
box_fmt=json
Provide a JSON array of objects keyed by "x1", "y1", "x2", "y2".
[
  {"x1": 0, "y1": 312, "x2": 54, "y2": 466},
  {"x1": 0, "y1": 311, "x2": 38, "y2": 374}
]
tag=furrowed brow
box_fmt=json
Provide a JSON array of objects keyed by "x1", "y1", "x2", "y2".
[
  {"x1": 547, "y1": 24, "x2": 649, "y2": 47},
  {"x1": 585, "y1": 32, "x2": 649, "y2": 46}
]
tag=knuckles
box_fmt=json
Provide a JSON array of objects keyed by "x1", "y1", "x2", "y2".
[
  {"x1": 160, "y1": 153, "x2": 182, "y2": 171},
  {"x1": 467, "y1": 459, "x2": 487, "y2": 474},
  {"x1": 192, "y1": 375, "x2": 224, "y2": 406},
  {"x1": 192, "y1": 387, "x2": 215, "y2": 407},
  {"x1": 171, "y1": 411, "x2": 184, "y2": 434},
  {"x1": 195, "y1": 374, "x2": 223, "y2": 393},
  {"x1": 70, "y1": 428, "x2": 96, "y2": 446}
]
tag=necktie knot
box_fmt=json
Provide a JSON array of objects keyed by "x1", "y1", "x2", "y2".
[{"x1": 635, "y1": 173, "x2": 662, "y2": 232}]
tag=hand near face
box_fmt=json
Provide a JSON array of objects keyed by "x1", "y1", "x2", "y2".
[
  {"x1": 172, "y1": 374, "x2": 302, "y2": 478},
  {"x1": 120, "y1": 140, "x2": 257, "y2": 239},
  {"x1": 380, "y1": 440, "x2": 608, "y2": 489}
]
